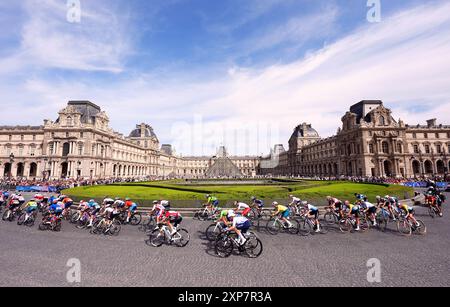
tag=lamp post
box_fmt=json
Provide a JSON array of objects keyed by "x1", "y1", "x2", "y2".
[
  {"x1": 441, "y1": 150, "x2": 448, "y2": 181},
  {"x1": 8, "y1": 153, "x2": 15, "y2": 190}
]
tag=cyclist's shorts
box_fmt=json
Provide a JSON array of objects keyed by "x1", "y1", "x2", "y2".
[
  {"x1": 26, "y1": 207, "x2": 37, "y2": 214},
  {"x1": 237, "y1": 220, "x2": 251, "y2": 233},
  {"x1": 408, "y1": 209, "x2": 414, "y2": 214},
  {"x1": 212, "y1": 200, "x2": 219, "y2": 207},
  {"x1": 310, "y1": 209, "x2": 319, "y2": 218},
  {"x1": 351, "y1": 209, "x2": 359, "y2": 217},
  {"x1": 64, "y1": 201, "x2": 73, "y2": 209},
  {"x1": 281, "y1": 210, "x2": 290, "y2": 218},
  {"x1": 367, "y1": 207, "x2": 377, "y2": 214},
  {"x1": 91, "y1": 208, "x2": 100, "y2": 215},
  {"x1": 257, "y1": 202, "x2": 264, "y2": 208},
  {"x1": 129, "y1": 204, "x2": 137, "y2": 212},
  {"x1": 171, "y1": 216, "x2": 182, "y2": 227}
]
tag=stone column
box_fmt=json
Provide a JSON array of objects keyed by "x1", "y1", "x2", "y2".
[{"x1": 0, "y1": 164, "x2": 4, "y2": 178}]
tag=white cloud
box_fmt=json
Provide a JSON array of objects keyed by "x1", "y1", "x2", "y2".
[
  {"x1": 0, "y1": 0, "x2": 131, "y2": 73},
  {"x1": 1, "y1": 1, "x2": 450, "y2": 156}
]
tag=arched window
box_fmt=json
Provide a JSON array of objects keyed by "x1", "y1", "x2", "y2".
[
  {"x1": 382, "y1": 142, "x2": 389, "y2": 154},
  {"x1": 379, "y1": 116, "x2": 385, "y2": 126},
  {"x1": 66, "y1": 116, "x2": 73, "y2": 126},
  {"x1": 397, "y1": 142, "x2": 403, "y2": 153}
]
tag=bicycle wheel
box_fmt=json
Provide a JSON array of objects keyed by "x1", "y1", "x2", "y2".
[
  {"x1": 17, "y1": 213, "x2": 26, "y2": 225},
  {"x1": 413, "y1": 220, "x2": 427, "y2": 235},
  {"x1": 26, "y1": 216, "x2": 35, "y2": 227},
  {"x1": 130, "y1": 213, "x2": 141, "y2": 225},
  {"x1": 53, "y1": 219, "x2": 62, "y2": 232},
  {"x1": 108, "y1": 221, "x2": 121, "y2": 236},
  {"x1": 428, "y1": 207, "x2": 436, "y2": 219},
  {"x1": 397, "y1": 219, "x2": 412, "y2": 236},
  {"x1": 297, "y1": 219, "x2": 312, "y2": 236},
  {"x1": 174, "y1": 229, "x2": 190, "y2": 247},
  {"x1": 2, "y1": 210, "x2": 10, "y2": 221},
  {"x1": 339, "y1": 219, "x2": 352, "y2": 233},
  {"x1": 215, "y1": 234, "x2": 234, "y2": 258},
  {"x1": 323, "y1": 212, "x2": 338, "y2": 225},
  {"x1": 260, "y1": 209, "x2": 271, "y2": 220},
  {"x1": 359, "y1": 216, "x2": 370, "y2": 232},
  {"x1": 206, "y1": 223, "x2": 222, "y2": 241},
  {"x1": 318, "y1": 223, "x2": 328, "y2": 234},
  {"x1": 266, "y1": 218, "x2": 281, "y2": 235},
  {"x1": 38, "y1": 222, "x2": 48, "y2": 231},
  {"x1": 149, "y1": 229, "x2": 165, "y2": 247},
  {"x1": 244, "y1": 234, "x2": 263, "y2": 258}
]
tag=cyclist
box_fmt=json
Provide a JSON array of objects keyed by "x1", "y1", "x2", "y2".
[
  {"x1": 354, "y1": 193, "x2": 367, "y2": 201},
  {"x1": 61, "y1": 196, "x2": 74, "y2": 217},
  {"x1": 163, "y1": 210, "x2": 183, "y2": 235},
  {"x1": 302, "y1": 201, "x2": 321, "y2": 232},
  {"x1": 205, "y1": 194, "x2": 219, "y2": 212},
  {"x1": 217, "y1": 209, "x2": 235, "y2": 226},
  {"x1": 271, "y1": 201, "x2": 293, "y2": 228},
  {"x1": 126, "y1": 201, "x2": 138, "y2": 223},
  {"x1": 398, "y1": 203, "x2": 420, "y2": 227},
  {"x1": 23, "y1": 200, "x2": 38, "y2": 223},
  {"x1": 376, "y1": 196, "x2": 397, "y2": 221},
  {"x1": 224, "y1": 211, "x2": 251, "y2": 245},
  {"x1": 234, "y1": 201, "x2": 251, "y2": 217},
  {"x1": 360, "y1": 200, "x2": 377, "y2": 226},
  {"x1": 87, "y1": 200, "x2": 101, "y2": 227},
  {"x1": 327, "y1": 196, "x2": 343, "y2": 218},
  {"x1": 250, "y1": 196, "x2": 264, "y2": 217},
  {"x1": 344, "y1": 200, "x2": 361, "y2": 231}
]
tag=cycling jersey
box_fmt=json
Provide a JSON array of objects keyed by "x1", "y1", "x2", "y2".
[
  {"x1": 276, "y1": 205, "x2": 288, "y2": 212},
  {"x1": 25, "y1": 201, "x2": 38, "y2": 213},
  {"x1": 103, "y1": 198, "x2": 114, "y2": 205},
  {"x1": 49, "y1": 203, "x2": 63, "y2": 214},
  {"x1": 125, "y1": 200, "x2": 133, "y2": 208},
  {"x1": 347, "y1": 203, "x2": 360, "y2": 213},
  {"x1": 399, "y1": 204, "x2": 413, "y2": 212},
  {"x1": 253, "y1": 199, "x2": 264, "y2": 207},
  {"x1": 207, "y1": 196, "x2": 219, "y2": 206},
  {"x1": 114, "y1": 200, "x2": 125, "y2": 208},
  {"x1": 291, "y1": 197, "x2": 301, "y2": 204},
  {"x1": 165, "y1": 211, "x2": 180, "y2": 219},
  {"x1": 232, "y1": 216, "x2": 250, "y2": 229},
  {"x1": 306, "y1": 204, "x2": 318, "y2": 211},
  {"x1": 129, "y1": 203, "x2": 138, "y2": 212},
  {"x1": 361, "y1": 201, "x2": 375, "y2": 209},
  {"x1": 236, "y1": 202, "x2": 249, "y2": 210}
]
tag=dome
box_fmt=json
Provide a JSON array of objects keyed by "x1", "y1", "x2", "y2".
[
  {"x1": 129, "y1": 123, "x2": 157, "y2": 139},
  {"x1": 293, "y1": 123, "x2": 319, "y2": 138}
]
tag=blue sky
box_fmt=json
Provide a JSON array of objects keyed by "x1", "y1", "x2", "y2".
[{"x1": 1, "y1": 0, "x2": 450, "y2": 156}]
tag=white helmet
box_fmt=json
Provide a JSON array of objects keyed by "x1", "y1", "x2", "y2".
[
  {"x1": 272, "y1": 201, "x2": 278, "y2": 206},
  {"x1": 227, "y1": 211, "x2": 235, "y2": 218},
  {"x1": 301, "y1": 201, "x2": 308, "y2": 206}
]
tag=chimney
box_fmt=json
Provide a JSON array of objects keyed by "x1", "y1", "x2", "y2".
[{"x1": 426, "y1": 119, "x2": 436, "y2": 128}]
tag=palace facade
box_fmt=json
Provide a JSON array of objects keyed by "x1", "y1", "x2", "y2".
[
  {"x1": 2, "y1": 100, "x2": 449, "y2": 180},
  {"x1": 0, "y1": 101, "x2": 259, "y2": 180},
  {"x1": 259, "y1": 100, "x2": 450, "y2": 178}
]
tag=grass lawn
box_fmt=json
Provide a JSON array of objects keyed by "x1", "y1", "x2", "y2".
[{"x1": 63, "y1": 180, "x2": 414, "y2": 208}]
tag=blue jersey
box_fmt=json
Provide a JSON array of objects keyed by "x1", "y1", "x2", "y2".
[{"x1": 49, "y1": 204, "x2": 63, "y2": 213}]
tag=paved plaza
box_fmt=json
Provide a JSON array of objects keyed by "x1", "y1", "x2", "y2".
[{"x1": 0, "y1": 192, "x2": 449, "y2": 287}]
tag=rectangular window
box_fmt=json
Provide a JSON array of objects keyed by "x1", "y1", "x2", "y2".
[
  {"x1": 413, "y1": 133, "x2": 417, "y2": 139},
  {"x1": 21, "y1": 135, "x2": 24, "y2": 141},
  {"x1": 424, "y1": 133, "x2": 428, "y2": 139},
  {"x1": 435, "y1": 133, "x2": 439, "y2": 139},
  {"x1": 437, "y1": 145, "x2": 442, "y2": 153},
  {"x1": 30, "y1": 147, "x2": 35, "y2": 156},
  {"x1": 414, "y1": 145, "x2": 419, "y2": 153},
  {"x1": 32, "y1": 134, "x2": 36, "y2": 141},
  {"x1": 49, "y1": 143, "x2": 54, "y2": 155},
  {"x1": 8, "y1": 135, "x2": 12, "y2": 141},
  {"x1": 80, "y1": 132, "x2": 84, "y2": 138},
  {"x1": 425, "y1": 145, "x2": 430, "y2": 154},
  {"x1": 78, "y1": 144, "x2": 83, "y2": 155}
]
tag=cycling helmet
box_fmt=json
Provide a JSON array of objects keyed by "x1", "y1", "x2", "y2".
[
  {"x1": 384, "y1": 195, "x2": 390, "y2": 199},
  {"x1": 326, "y1": 196, "x2": 332, "y2": 200},
  {"x1": 289, "y1": 194, "x2": 294, "y2": 198},
  {"x1": 152, "y1": 200, "x2": 159, "y2": 205},
  {"x1": 251, "y1": 196, "x2": 256, "y2": 201},
  {"x1": 125, "y1": 197, "x2": 130, "y2": 201},
  {"x1": 206, "y1": 194, "x2": 210, "y2": 198},
  {"x1": 227, "y1": 211, "x2": 235, "y2": 218},
  {"x1": 272, "y1": 201, "x2": 278, "y2": 206},
  {"x1": 301, "y1": 201, "x2": 308, "y2": 206}
]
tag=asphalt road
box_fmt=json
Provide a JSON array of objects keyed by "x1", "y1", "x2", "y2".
[{"x1": 0, "y1": 191, "x2": 449, "y2": 287}]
